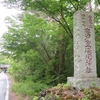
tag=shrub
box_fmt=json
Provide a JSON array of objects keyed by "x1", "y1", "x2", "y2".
[{"x1": 11, "y1": 82, "x2": 48, "y2": 96}]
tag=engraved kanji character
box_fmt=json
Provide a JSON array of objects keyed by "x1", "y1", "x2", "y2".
[{"x1": 86, "y1": 67, "x2": 92, "y2": 73}]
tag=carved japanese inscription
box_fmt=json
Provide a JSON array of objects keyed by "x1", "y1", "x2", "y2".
[
  {"x1": 74, "y1": 11, "x2": 97, "y2": 78},
  {"x1": 67, "y1": 10, "x2": 99, "y2": 89}
]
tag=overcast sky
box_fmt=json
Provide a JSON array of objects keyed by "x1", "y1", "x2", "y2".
[{"x1": 0, "y1": 2, "x2": 20, "y2": 37}]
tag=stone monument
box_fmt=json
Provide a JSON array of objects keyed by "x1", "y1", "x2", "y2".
[{"x1": 67, "y1": 10, "x2": 100, "y2": 89}]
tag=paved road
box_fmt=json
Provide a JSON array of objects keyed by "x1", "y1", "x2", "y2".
[{"x1": 0, "y1": 72, "x2": 8, "y2": 100}]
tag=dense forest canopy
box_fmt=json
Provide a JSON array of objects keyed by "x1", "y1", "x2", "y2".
[{"x1": 1, "y1": 0, "x2": 100, "y2": 86}]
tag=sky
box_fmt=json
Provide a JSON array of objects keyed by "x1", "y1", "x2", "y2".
[{"x1": 0, "y1": 2, "x2": 20, "y2": 37}]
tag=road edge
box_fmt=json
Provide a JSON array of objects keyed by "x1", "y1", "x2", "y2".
[{"x1": 4, "y1": 73, "x2": 9, "y2": 100}]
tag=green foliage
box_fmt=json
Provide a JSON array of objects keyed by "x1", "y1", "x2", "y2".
[
  {"x1": 45, "y1": 94, "x2": 60, "y2": 100},
  {"x1": 81, "y1": 98, "x2": 88, "y2": 100},
  {"x1": 0, "y1": 54, "x2": 10, "y2": 64},
  {"x1": 83, "y1": 88, "x2": 99, "y2": 100},
  {"x1": 62, "y1": 83, "x2": 70, "y2": 89},
  {"x1": 55, "y1": 82, "x2": 70, "y2": 89},
  {"x1": 90, "y1": 82, "x2": 96, "y2": 88},
  {"x1": 7, "y1": 60, "x2": 28, "y2": 82},
  {"x1": 12, "y1": 82, "x2": 48, "y2": 96},
  {"x1": 2, "y1": 0, "x2": 96, "y2": 88},
  {"x1": 2, "y1": 12, "x2": 74, "y2": 85},
  {"x1": 32, "y1": 96, "x2": 38, "y2": 100},
  {"x1": 2, "y1": 0, "x2": 100, "y2": 99}
]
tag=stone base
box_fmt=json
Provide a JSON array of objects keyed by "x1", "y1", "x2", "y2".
[{"x1": 67, "y1": 77, "x2": 100, "y2": 89}]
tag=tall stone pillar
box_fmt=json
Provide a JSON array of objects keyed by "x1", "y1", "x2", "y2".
[{"x1": 67, "y1": 10, "x2": 100, "y2": 89}]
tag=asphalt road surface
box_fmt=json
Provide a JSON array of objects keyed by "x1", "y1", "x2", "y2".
[{"x1": 0, "y1": 72, "x2": 8, "y2": 100}]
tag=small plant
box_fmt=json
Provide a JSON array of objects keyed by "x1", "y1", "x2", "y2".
[
  {"x1": 12, "y1": 82, "x2": 48, "y2": 97},
  {"x1": 90, "y1": 82, "x2": 96, "y2": 88},
  {"x1": 32, "y1": 96, "x2": 38, "y2": 100},
  {"x1": 81, "y1": 98, "x2": 89, "y2": 100},
  {"x1": 57, "y1": 83, "x2": 63, "y2": 87},
  {"x1": 62, "y1": 82, "x2": 70, "y2": 89},
  {"x1": 83, "y1": 88, "x2": 99, "y2": 100},
  {"x1": 55, "y1": 95, "x2": 60, "y2": 100},
  {"x1": 84, "y1": 88, "x2": 89, "y2": 95},
  {"x1": 45, "y1": 94, "x2": 54, "y2": 100}
]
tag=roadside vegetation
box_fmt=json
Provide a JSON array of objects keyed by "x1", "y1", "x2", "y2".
[
  {"x1": 1, "y1": 0, "x2": 100, "y2": 100},
  {"x1": 0, "y1": 54, "x2": 10, "y2": 64}
]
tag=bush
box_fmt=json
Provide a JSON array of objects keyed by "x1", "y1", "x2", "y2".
[{"x1": 11, "y1": 82, "x2": 48, "y2": 96}]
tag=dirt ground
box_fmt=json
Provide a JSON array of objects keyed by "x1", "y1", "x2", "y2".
[
  {"x1": 8, "y1": 74, "x2": 20, "y2": 100},
  {"x1": 9, "y1": 90, "x2": 30, "y2": 100},
  {"x1": 8, "y1": 75, "x2": 30, "y2": 100},
  {"x1": 9, "y1": 91, "x2": 20, "y2": 100}
]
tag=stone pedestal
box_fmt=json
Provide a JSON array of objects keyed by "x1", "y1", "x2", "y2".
[
  {"x1": 68, "y1": 77, "x2": 100, "y2": 89},
  {"x1": 67, "y1": 10, "x2": 100, "y2": 89}
]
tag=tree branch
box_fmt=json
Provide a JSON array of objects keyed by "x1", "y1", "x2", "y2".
[
  {"x1": 27, "y1": 40, "x2": 51, "y2": 67},
  {"x1": 39, "y1": 42, "x2": 52, "y2": 60},
  {"x1": 52, "y1": 16, "x2": 73, "y2": 38},
  {"x1": 68, "y1": 0, "x2": 78, "y2": 11},
  {"x1": 36, "y1": 0, "x2": 73, "y2": 38},
  {"x1": 36, "y1": 48, "x2": 51, "y2": 67},
  {"x1": 60, "y1": 8, "x2": 73, "y2": 38}
]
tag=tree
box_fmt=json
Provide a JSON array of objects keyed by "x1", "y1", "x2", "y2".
[{"x1": 2, "y1": 0, "x2": 100, "y2": 84}]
